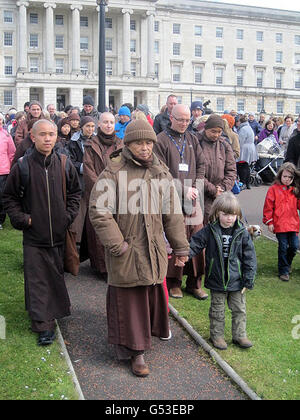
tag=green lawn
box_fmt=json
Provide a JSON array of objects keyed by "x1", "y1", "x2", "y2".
[
  {"x1": 0, "y1": 221, "x2": 78, "y2": 400},
  {"x1": 171, "y1": 236, "x2": 300, "y2": 400}
]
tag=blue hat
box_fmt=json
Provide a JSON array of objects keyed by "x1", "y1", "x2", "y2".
[
  {"x1": 191, "y1": 101, "x2": 203, "y2": 111},
  {"x1": 118, "y1": 106, "x2": 131, "y2": 117}
]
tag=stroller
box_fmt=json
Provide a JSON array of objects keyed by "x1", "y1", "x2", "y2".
[{"x1": 250, "y1": 135, "x2": 284, "y2": 185}]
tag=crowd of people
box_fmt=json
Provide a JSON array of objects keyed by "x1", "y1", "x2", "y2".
[{"x1": 1, "y1": 94, "x2": 300, "y2": 378}]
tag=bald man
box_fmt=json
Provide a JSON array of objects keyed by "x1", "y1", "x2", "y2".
[
  {"x1": 154, "y1": 104, "x2": 207, "y2": 300},
  {"x1": 3, "y1": 120, "x2": 81, "y2": 346},
  {"x1": 83, "y1": 112, "x2": 123, "y2": 278}
]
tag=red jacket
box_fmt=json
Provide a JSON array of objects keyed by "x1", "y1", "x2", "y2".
[{"x1": 263, "y1": 183, "x2": 300, "y2": 233}]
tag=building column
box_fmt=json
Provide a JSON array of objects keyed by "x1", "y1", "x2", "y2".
[
  {"x1": 121, "y1": 8, "x2": 133, "y2": 76},
  {"x1": 44, "y1": 2, "x2": 56, "y2": 73},
  {"x1": 70, "y1": 4, "x2": 83, "y2": 74},
  {"x1": 16, "y1": 1, "x2": 29, "y2": 72},
  {"x1": 146, "y1": 11, "x2": 155, "y2": 78}
]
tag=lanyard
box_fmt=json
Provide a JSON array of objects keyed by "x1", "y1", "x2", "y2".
[{"x1": 167, "y1": 133, "x2": 187, "y2": 162}]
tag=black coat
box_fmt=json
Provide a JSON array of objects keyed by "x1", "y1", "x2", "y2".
[
  {"x1": 189, "y1": 220, "x2": 256, "y2": 292},
  {"x1": 285, "y1": 131, "x2": 300, "y2": 168},
  {"x1": 153, "y1": 110, "x2": 171, "y2": 135}
]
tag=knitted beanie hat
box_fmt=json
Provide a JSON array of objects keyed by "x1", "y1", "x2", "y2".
[
  {"x1": 118, "y1": 106, "x2": 131, "y2": 117},
  {"x1": 124, "y1": 120, "x2": 157, "y2": 144},
  {"x1": 205, "y1": 114, "x2": 224, "y2": 130},
  {"x1": 80, "y1": 116, "x2": 95, "y2": 127},
  {"x1": 83, "y1": 95, "x2": 95, "y2": 106},
  {"x1": 221, "y1": 114, "x2": 235, "y2": 129}
]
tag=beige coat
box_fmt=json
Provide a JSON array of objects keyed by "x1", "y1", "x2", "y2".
[{"x1": 89, "y1": 147, "x2": 190, "y2": 288}]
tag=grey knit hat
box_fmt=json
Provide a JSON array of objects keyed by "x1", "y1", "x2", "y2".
[{"x1": 124, "y1": 120, "x2": 157, "y2": 144}]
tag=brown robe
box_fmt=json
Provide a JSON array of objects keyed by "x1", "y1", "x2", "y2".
[
  {"x1": 83, "y1": 131, "x2": 123, "y2": 273},
  {"x1": 154, "y1": 127, "x2": 206, "y2": 289}
]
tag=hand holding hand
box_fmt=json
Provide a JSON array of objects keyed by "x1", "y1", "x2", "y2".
[
  {"x1": 175, "y1": 256, "x2": 189, "y2": 267},
  {"x1": 186, "y1": 187, "x2": 199, "y2": 201}
]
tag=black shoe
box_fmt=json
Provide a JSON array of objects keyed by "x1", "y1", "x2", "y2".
[
  {"x1": 246, "y1": 184, "x2": 251, "y2": 190},
  {"x1": 38, "y1": 330, "x2": 56, "y2": 346}
]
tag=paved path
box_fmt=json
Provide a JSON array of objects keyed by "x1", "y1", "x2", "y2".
[
  {"x1": 59, "y1": 262, "x2": 246, "y2": 400},
  {"x1": 58, "y1": 185, "x2": 271, "y2": 400}
]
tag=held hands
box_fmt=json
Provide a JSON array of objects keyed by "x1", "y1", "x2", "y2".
[
  {"x1": 175, "y1": 256, "x2": 189, "y2": 267},
  {"x1": 186, "y1": 187, "x2": 199, "y2": 201}
]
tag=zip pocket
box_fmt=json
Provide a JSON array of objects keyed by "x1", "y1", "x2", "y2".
[{"x1": 208, "y1": 258, "x2": 214, "y2": 277}]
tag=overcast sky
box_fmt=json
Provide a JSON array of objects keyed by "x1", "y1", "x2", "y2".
[{"x1": 212, "y1": 0, "x2": 300, "y2": 12}]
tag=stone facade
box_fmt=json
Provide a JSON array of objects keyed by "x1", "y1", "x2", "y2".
[{"x1": 1, "y1": 0, "x2": 300, "y2": 116}]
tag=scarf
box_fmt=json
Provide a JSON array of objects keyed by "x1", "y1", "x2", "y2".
[{"x1": 97, "y1": 130, "x2": 116, "y2": 146}]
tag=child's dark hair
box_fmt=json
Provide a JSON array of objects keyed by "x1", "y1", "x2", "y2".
[
  {"x1": 274, "y1": 162, "x2": 300, "y2": 198},
  {"x1": 209, "y1": 191, "x2": 242, "y2": 223}
]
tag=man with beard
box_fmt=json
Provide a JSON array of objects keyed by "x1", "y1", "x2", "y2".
[{"x1": 154, "y1": 104, "x2": 207, "y2": 300}]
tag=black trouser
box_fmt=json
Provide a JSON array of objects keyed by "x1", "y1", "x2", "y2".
[
  {"x1": 0, "y1": 175, "x2": 8, "y2": 225},
  {"x1": 237, "y1": 162, "x2": 250, "y2": 186}
]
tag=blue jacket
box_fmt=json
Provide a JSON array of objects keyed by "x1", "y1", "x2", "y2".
[
  {"x1": 248, "y1": 119, "x2": 262, "y2": 137},
  {"x1": 115, "y1": 120, "x2": 130, "y2": 140}
]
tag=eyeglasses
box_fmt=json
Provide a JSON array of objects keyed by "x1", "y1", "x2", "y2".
[{"x1": 172, "y1": 115, "x2": 190, "y2": 124}]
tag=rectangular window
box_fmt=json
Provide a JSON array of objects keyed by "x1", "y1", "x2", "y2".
[
  {"x1": 55, "y1": 35, "x2": 64, "y2": 49},
  {"x1": 131, "y1": 61, "x2": 136, "y2": 77},
  {"x1": 276, "y1": 51, "x2": 283, "y2": 63},
  {"x1": 154, "y1": 40, "x2": 159, "y2": 54},
  {"x1": 256, "y1": 70, "x2": 263, "y2": 88},
  {"x1": 237, "y1": 99, "x2": 245, "y2": 113},
  {"x1": 105, "y1": 18, "x2": 112, "y2": 29},
  {"x1": 295, "y1": 35, "x2": 300, "y2": 45},
  {"x1": 296, "y1": 102, "x2": 300, "y2": 114},
  {"x1": 257, "y1": 99, "x2": 263, "y2": 113},
  {"x1": 4, "y1": 32, "x2": 13, "y2": 46},
  {"x1": 216, "y1": 46, "x2": 223, "y2": 59},
  {"x1": 130, "y1": 39, "x2": 136, "y2": 53},
  {"x1": 276, "y1": 33, "x2": 283, "y2": 43},
  {"x1": 80, "y1": 60, "x2": 88, "y2": 75},
  {"x1": 80, "y1": 16, "x2": 88, "y2": 27},
  {"x1": 29, "y1": 33, "x2": 38, "y2": 48},
  {"x1": 30, "y1": 13, "x2": 38, "y2": 24},
  {"x1": 55, "y1": 58, "x2": 64, "y2": 74},
  {"x1": 106, "y1": 60, "x2": 113, "y2": 76},
  {"x1": 216, "y1": 98, "x2": 225, "y2": 113},
  {"x1": 277, "y1": 100, "x2": 284, "y2": 114},
  {"x1": 55, "y1": 15, "x2": 64, "y2": 25},
  {"x1": 154, "y1": 21, "x2": 159, "y2": 32},
  {"x1": 236, "y1": 69, "x2": 244, "y2": 87},
  {"x1": 105, "y1": 38, "x2": 112, "y2": 51},
  {"x1": 236, "y1": 29, "x2": 243, "y2": 40},
  {"x1": 295, "y1": 73, "x2": 300, "y2": 89},
  {"x1": 236, "y1": 48, "x2": 243, "y2": 60},
  {"x1": 4, "y1": 90, "x2": 13, "y2": 106},
  {"x1": 256, "y1": 49, "x2": 263, "y2": 61},
  {"x1": 215, "y1": 68, "x2": 223, "y2": 85},
  {"x1": 80, "y1": 37, "x2": 88, "y2": 50},
  {"x1": 194, "y1": 66, "x2": 203, "y2": 83},
  {"x1": 173, "y1": 23, "x2": 181, "y2": 34},
  {"x1": 275, "y1": 72, "x2": 283, "y2": 89},
  {"x1": 3, "y1": 11, "x2": 13, "y2": 23},
  {"x1": 173, "y1": 43, "x2": 181, "y2": 55},
  {"x1": 172, "y1": 64, "x2": 181, "y2": 82},
  {"x1": 256, "y1": 31, "x2": 263, "y2": 41},
  {"x1": 195, "y1": 25, "x2": 202, "y2": 36},
  {"x1": 195, "y1": 44, "x2": 202, "y2": 57},
  {"x1": 155, "y1": 63, "x2": 159, "y2": 78},
  {"x1": 216, "y1": 27, "x2": 223, "y2": 38},
  {"x1": 130, "y1": 20, "x2": 136, "y2": 31},
  {"x1": 29, "y1": 57, "x2": 39, "y2": 73},
  {"x1": 4, "y1": 56, "x2": 13, "y2": 75},
  {"x1": 295, "y1": 53, "x2": 300, "y2": 65}
]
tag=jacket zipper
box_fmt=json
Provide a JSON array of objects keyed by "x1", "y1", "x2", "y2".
[
  {"x1": 45, "y1": 168, "x2": 54, "y2": 247},
  {"x1": 227, "y1": 231, "x2": 243, "y2": 288}
]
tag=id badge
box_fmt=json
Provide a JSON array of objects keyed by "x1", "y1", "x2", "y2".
[{"x1": 179, "y1": 163, "x2": 189, "y2": 172}]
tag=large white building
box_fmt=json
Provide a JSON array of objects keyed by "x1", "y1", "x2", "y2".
[{"x1": 1, "y1": 0, "x2": 300, "y2": 115}]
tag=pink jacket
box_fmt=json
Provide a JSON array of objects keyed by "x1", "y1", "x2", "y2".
[{"x1": 0, "y1": 129, "x2": 16, "y2": 175}]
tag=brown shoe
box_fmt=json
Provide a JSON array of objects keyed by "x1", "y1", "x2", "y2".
[
  {"x1": 279, "y1": 274, "x2": 289, "y2": 282},
  {"x1": 232, "y1": 337, "x2": 253, "y2": 349},
  {"x1": 210, "y1": 337, "x2": 228, "y2": 350},
  {"x1": 186, "y1": 288, "x2": 208, "y2": 300},
  {"x1": 169, "y1": 287, "x2": 183, "y2": 298},
  {"x1": 131, "y1": 354, "x2": 150, "y2": 377}
]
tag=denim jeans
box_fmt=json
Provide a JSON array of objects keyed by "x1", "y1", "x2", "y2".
[
  {"x1": 276, "y1": 232, "x2": 299, "y2": 276},
  {"x1": 0, "y1": 175, "x2": 8, "y2": 225}
]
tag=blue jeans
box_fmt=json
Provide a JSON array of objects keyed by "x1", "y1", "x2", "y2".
[{"x1": 276, "y1": 232, "x2": 299, "y2": 276}]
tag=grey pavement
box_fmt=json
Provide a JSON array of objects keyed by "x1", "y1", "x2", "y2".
[{"x1": 58, "y1": 185, "x2": 270, "y2": 401}]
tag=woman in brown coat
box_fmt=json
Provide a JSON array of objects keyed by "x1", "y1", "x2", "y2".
[
  {"x1": 14, "y1": 101, "x2": 44, "y2": 146},
  {"x1": 83, "y1": 112, "x2": 123, "y2": 278},
  {"x1": 89, "y1": 120, "x2": 189, "y2": 377},
  {"x1": 197, "y1": 114, "x2": 237, "y2": 225}
]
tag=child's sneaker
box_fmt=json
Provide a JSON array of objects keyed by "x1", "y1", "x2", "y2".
[
  {"x1": 210, "y1": 337, "x2": 228, "y2": 350},
  {"x1": 279, "y1": 274, "x2": 289, "y2": 282}
]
